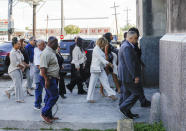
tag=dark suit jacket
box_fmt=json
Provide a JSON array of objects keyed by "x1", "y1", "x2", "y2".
[{"x1": 118, "y1": 41, "x2": 141, "y2": 84}]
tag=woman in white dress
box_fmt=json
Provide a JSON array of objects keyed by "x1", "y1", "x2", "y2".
[{"x1": 87, "y1": 37, "x2": 117, "y2": 103}]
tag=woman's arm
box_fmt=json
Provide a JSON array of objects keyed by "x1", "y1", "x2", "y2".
[{"x1": 105, "y1": 44, "x2": 109, "y2": 61}]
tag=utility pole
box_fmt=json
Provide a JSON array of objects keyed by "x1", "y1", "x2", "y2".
[
  {"x1": 111, "y1": 2, "x2": 119, "y2": 40},
  {"x1": 124, "y1": 7, "x2": 131, "y2": 26},
  {"x1": 33, "y1": 4, "x2": 37, "y2": 38},
  {"x1": 61, "y1": 0, "x2": 64, "y2": 35},
  {"x1": 46, "y1": 15, "x2": 48, "y2": 40},
  {"x1": 8, "y1": 0, "x2": 13, "y2": 41}
]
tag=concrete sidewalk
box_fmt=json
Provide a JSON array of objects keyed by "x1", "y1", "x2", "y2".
[{"x1": 0, "y1": 75, "x2": 159, "y2": 130}]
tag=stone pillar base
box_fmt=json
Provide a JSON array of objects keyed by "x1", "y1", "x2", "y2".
[
  {"x1": 140, "y1": 36, "x2": 162, "y2": 86},
  {"x1": 160, "y1": 33, "x2": 186, "y2": 131},
  {"x1": 117, "y1": 119, "x2": 134, "y2": 131}
]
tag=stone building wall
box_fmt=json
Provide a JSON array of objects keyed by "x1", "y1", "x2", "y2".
[
  {"x1": 159, "y1": 0, "x2": 186, "y2": 130},
  {"x1": 136, "y1": 0, "x2": 166, "y2": 86}
]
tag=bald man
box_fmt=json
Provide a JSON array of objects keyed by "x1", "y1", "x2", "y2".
[{"x1": 40, "y1": 36, "x2": 60, "y2": 124}]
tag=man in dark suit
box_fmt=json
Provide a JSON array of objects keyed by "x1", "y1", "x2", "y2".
[
  {"x1": 128, "y1": 27, "x2": 151, "y2": 107},
  {"x1": 118, "y1": 31, "x2": 143, "y2": 119}
]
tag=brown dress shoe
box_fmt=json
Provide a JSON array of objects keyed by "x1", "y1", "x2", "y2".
[
  {"x1": 51, "y1": 116, "x2": 59, "y2": 120},
  {"x1": 87, "y1": 100, "x2": 96, "y2": 103},
  {"x1": 41, "y1": 114, "x2": 53, "y2": 124}
]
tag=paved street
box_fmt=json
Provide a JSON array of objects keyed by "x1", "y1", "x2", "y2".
[{"x1": 0, "y1": 74, "x2": 159, "y2": 130}]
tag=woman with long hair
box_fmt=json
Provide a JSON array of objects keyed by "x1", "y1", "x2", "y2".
[
  {"x1": 87, "y1": 37, "x2": 117, "y2": 103},
  {"x1": 67, "y1": 37, "x2": 87, "y2": 95},
  {"x1": 100, "y1": 32, "x2": 120, "y2": 96}
]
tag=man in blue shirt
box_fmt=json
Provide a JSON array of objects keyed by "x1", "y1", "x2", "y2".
[
  {"x1": 25, "y1": 36, "x2": 36, "y2": 90},
  {"x1": 25, "y1": 37, "x2": 35, "y2": 63}
]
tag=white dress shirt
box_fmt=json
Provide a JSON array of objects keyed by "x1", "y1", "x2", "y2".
[
  {"x1": 71, "y1": 45, "x2": 87, "y2": 68},
  {"x1": 34, "y1": 47, "x2": 42, "y2": 66},
  {"x1": 129, "y1": 41, "x2": 135, "y2": 48}
]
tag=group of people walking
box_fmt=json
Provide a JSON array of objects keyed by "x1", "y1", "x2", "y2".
[{"x1": 4, "y1": 27, "x2": 151, "y2": 123}]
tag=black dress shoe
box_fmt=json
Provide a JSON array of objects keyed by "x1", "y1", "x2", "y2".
[
  {"x1": 66, "y1": 85, "x2": 73, "y2": 93},
  {"x1": 141, "y1": 100, "x2": 151, "y2": 107},
  {"x1": 27, "y1": 90, "x2": 34, "y2": 96},
  {"x1": 60, "y1": 94, "x2": 67, "y2": 99},
  {"x1": 120, "y1": 109, "x2": 133, "y2": 119},
  {"x1": 78, "y1": 90, "x2": 87, "y2": 95},
  {"x1": 129, "y1": 110, "x2": 139, "y2": 118}
]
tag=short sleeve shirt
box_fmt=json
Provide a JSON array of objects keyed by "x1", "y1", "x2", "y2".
[
  {"x1": 40, "y1": 46, "x2": 59, "y2": 78},
  {"x1": 34, "y1": 47, "x2": 42, "y2": 66}
]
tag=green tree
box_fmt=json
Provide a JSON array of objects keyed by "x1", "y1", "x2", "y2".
[{"x1": 64, "y1": 25, "x2": 80, "y2": 35}]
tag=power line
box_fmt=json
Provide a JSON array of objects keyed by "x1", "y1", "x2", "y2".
[
  {"x1": 45, "y1": 17, "x2": 109, "y2": 21},
  {"x1": 111, "y1": 2, "x2": 119, "y2": 40}
]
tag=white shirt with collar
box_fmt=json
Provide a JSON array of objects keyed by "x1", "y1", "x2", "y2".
[
  {"x1": 34, "y1": 47, "x2": 42, "y2": 66},
  {"x1": 128, "y1": 41, "x2": 135, "y2": 48},
  {"x1": 71, "y1": 45, "x2": 87, "y2": 68}
]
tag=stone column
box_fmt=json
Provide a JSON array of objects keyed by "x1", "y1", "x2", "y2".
[
  {"x1": 160, "y1": 0, "x2": 186, "y2": 130},
  {"x1": 136, "y1": 0, "x2": 166, "y2": 86}
]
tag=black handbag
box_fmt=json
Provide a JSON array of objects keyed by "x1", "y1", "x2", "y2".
[{"x1": 74, "y1": 70, "x2": 81, "y2": 78}]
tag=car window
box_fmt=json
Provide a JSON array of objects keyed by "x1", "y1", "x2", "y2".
[
  {"x1": 82, "y1": 40, "x2": 93, "y2": 49},
  {"x1": 0, "y1": 42, "x2": 12, "y2": 52}
]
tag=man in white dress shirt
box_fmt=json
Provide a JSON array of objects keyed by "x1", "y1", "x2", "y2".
[{"x1": 33, "y1": 40, "x2": 46, "y2": 110}]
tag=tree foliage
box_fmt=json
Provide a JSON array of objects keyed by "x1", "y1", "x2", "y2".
[
  {"x1": 64, "y1": 25, "x2": 80, "y2": 35},
  {"x1": 122, "y1": 24, "x2": 136, "y2": 31}
]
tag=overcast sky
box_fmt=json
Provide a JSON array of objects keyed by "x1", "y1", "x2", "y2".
[{"x1": 0, "y1": 0, "x2": 136, "y2": 31}]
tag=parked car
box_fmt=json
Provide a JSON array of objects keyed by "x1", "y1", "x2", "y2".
[
  {"x1": 59, "y1": 39, "x2": 95, "y2": 74},
  {"x1": 0, "y1": 42, "x2": 12, "y2": 76}
]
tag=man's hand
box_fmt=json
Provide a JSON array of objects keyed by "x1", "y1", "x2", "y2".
[
  {"x1": 45, "y1": 78, "x2": 50, "y2": 89},
  {"x1": 76, "y1": 68, "x2": 80, "y2": 71},
  {"x1": 134, "y1": 77, "x2": 140, "y2": 84},
  {"x1": 40, "y1": 68, "x2": 50, "y2": 88},
  {"x1": 61, "y1": 65, "x2": 64, "y2": 70}
]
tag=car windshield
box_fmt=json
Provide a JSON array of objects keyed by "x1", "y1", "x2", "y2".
[{"x1": 0, "y1": 42, "x2": 12, "y2": 52}]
